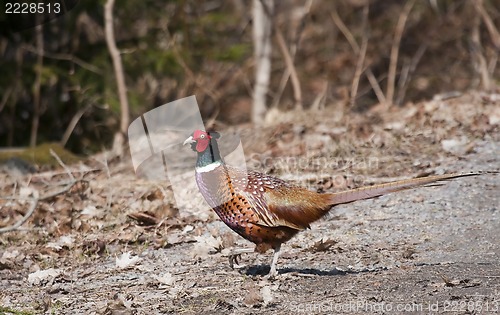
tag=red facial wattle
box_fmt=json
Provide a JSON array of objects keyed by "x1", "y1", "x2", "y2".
[
  {"x1": 193, "y1": 130, "x2": 211, "y2": 152},
  {"x1": 196, "y1": 138, "x2": 210, "y2": 152}
]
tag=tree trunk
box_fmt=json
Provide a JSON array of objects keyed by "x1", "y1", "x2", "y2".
[
  {"x1": 30, "y1": 22, "x2": 43, "y2": 148},
  {"x1": 104, "y1": 0, "x2": 130, "y2": 155},
  {"x1": 252, "y1": 0, "x2": 274, "y2": 124}
]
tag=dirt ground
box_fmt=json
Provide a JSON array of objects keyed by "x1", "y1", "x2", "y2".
[{"x1": 1, "y1": 92, "x2": 499, "y2": 314}]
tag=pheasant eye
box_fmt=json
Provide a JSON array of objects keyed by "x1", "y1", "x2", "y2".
[{"x1": 200, "y1": 134, "x2": 206, "y2": 139}]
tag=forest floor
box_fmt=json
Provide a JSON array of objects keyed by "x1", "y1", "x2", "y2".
[{"x1": 1, "y1": 91, "x2": 499, "y2": 314}]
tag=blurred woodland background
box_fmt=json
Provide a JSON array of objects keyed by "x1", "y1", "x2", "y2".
[{"x1": 0, "y1": 0, "x2": 499, "y2": 155}]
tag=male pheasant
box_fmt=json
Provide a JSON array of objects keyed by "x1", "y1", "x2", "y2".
[{"x1": 184, "y1": 129, "x2": 480, "y2": 277}]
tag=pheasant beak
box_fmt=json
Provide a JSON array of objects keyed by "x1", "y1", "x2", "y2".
[{"x1": 183, "y1": 135, "x2": 195, "y2": 146}]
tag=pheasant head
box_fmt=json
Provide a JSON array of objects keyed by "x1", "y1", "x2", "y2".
[{"x1": 183, "y1": 130, "x2": 223, "y2": 169}]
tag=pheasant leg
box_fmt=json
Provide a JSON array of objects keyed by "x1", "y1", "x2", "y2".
[{"x1": 268, "y1": 244, "x2": 282, "y2": 278}]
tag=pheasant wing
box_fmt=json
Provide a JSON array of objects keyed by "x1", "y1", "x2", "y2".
[{"x1": 239, "y1": 171, "x2": 331, "y2": 230}]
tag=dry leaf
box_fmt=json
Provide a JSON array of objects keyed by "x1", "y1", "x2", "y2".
[
  {"x1": 441, "y1": 137, "x2": 470, "y2": 155},
  {"x1": 127, "y1": 211, "x2": 158, "y2": 226},
  {"x1": 82, "y1": 240, "x2": 106, "y2": 256},
  {"x1": 46, "y1": 235, "x2": 74, "y2": 251},
  {"x1": 80, "y1": 205, "x2": 102, "y2": 218},
  {"x1": 0, "y1": 249, "x2": 25, "y2": 268},
  {"x1": 19, "y1": 187, "x2": 39, "y2": 203},
  {"x1": 153, "y1": 272, "x2": 175, "y2": 286},
  {"x1": 488, "y1": 106, "x2": 500, "y2": 125},
  {"x1": 191, "y1": 234, "x2": 223, "y2": 259},
  {"x1": 1, "y1": 249, "x2": 22, "y2": 262},
  {"x1": 243, "y1": 286, "x2": 262, "y2": 307},
  {"x1": 261, "y1": 285, "x2": 273, "y2": 306},
  {"x1": 311, "y1": 237, "x2": 338, "y2": 252},
  {"x1": 115, "y1": 252, "x2": 141, "y2": 269},
  {"x1": 181, "y1": 225, "x2": 194, "y2": 234},
  {"x1": 28, "y1": 268, "x2": 62, "y2": 285}
]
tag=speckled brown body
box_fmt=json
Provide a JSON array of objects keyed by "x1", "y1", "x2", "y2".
[{"x1": 196, "y1": 163, "x2": 333, "y2": 253}]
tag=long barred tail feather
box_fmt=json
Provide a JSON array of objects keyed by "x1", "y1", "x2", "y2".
[{"x1": 326, "y1": 172, "x2": 493, "y2": 206}]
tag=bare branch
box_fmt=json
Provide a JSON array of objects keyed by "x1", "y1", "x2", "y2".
[
  {"x1": 0, "y1": 198, "x2": 38, "y2": 233},
  {"x1": 23, "y1": 45, "x2": 103, "y2": 75},
  {"x1": 0, "y1": 86, "x2": 13, "y2": 113},
  {"x1": 271, "y1": 0, "x2": 312, "y2": 109},
  {"x1": 0, "y1": 179, "x2": 79, "y2": 233},
  {"x1": 310, "y1": 80, "x2": 328, "y2": 111},
  {"x1": 275, "y1": 29, "x2": 302, "y2": 110},
  {"x1": 471, "y1": 4, "x2": 491, "y2": 90},
  {"x1": 104, "y1": 0, "x2": 130, "y2": 153},
  {"x1": 331, "y1": 8, "x2": 385, "y2": 105},
  {"x1": 350, "y1": 5, "x2": 369, "y2": 107},
  {"x1": 386, "y1": 0, "x2": 415, "y2": 108},
  {"x1": 30, "y1": 22, "x2": 44, "y2": 148},
  {"x1": 0, "y1": 146, "x2": 94, "y2": 233},
  {"x1": 473, "y1": 0, "x2": 500, "y2": 49},
  {"x1": 365, "y1": 70, "x2": 386, "y2": 105},
  {"x1": 330, "y1": 9, "x2": 359, "y2": 54},
  {"x1": 49, "y1": 149, "x2": 76, "y2": 182},
  {"x1": 395, "y1": 44, "x2": 427, "y2": 105},
  {"x1": 60, "y1": 103, "x2": 93, "y2": 147}
]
